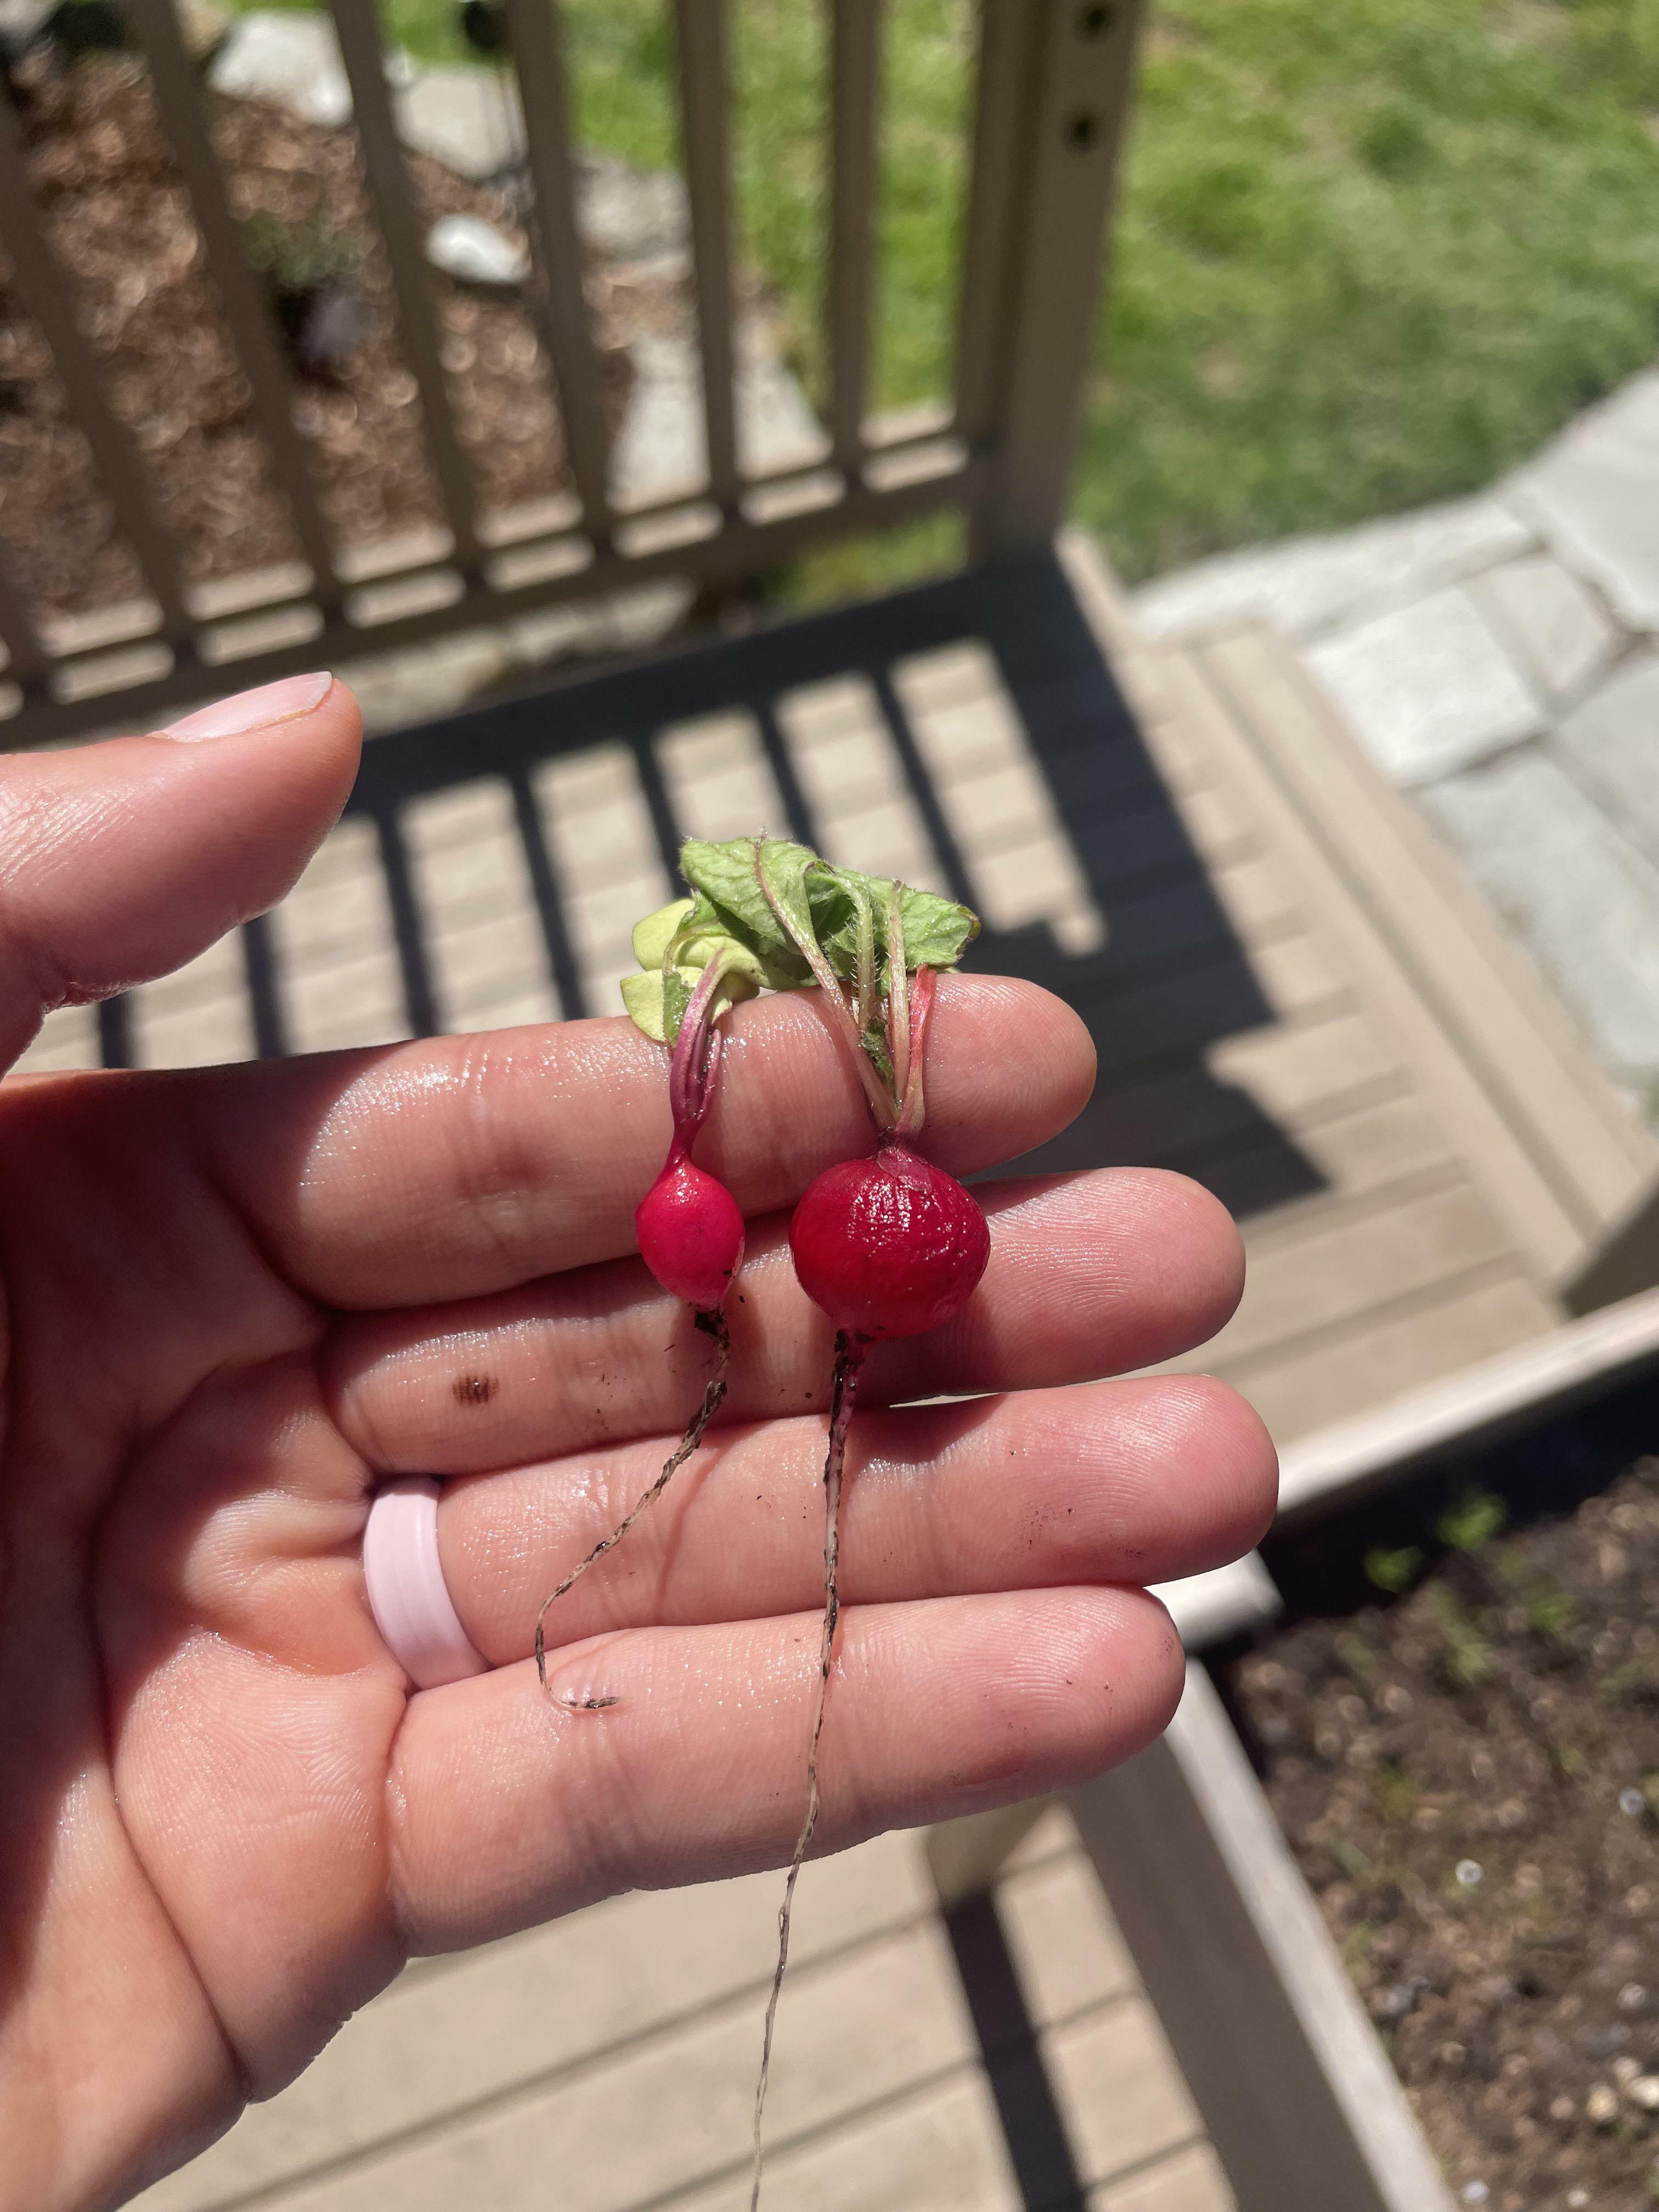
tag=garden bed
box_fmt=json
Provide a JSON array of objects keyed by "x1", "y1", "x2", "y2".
[
  {"x1": 0, "y1": 48, "x2": 637, "y2": 620},
  {"x1": 1233, "y1": 1394, "x2": 1659, "y2": 2212}
]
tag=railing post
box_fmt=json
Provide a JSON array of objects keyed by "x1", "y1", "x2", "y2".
[{"x1": 966, "y1": 0, "x2": 1146, "y2": 563}]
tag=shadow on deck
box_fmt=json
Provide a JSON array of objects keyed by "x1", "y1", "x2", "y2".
[{"x1": 100, "y1": 550, "x2": 1325, "y2": 1234}]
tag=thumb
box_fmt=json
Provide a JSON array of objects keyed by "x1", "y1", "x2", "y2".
[{"x1": 0, "y1": 672, "x2": 362, "y2": 1069}]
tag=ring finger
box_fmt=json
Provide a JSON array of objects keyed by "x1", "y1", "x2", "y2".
[{"x1": 436, "y1": 1374, "x2": 1277, "y2": 1663}]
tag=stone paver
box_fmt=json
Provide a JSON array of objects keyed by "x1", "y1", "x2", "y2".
[
  {"x1": 1551, "y1": 649, "x2": 1659, "y2": 865},
  {"x1": 1423, "y1": 752, "x2": 1659, "y2": 1102},
  {"x1": 1133, "y1": 358, "x2": 1659, "y2": 1124},
  {"x1": 1131, "y1": 495, "x2": 1533, "y2": 645},
  {"x1": 1302, "y1": 584, "x2": 1541, "y2": 786},
  {"x1": 1505, "y1": 414, "x2": 1659, "y2": 634},
  {"x1": 1471, "y1": 554, "x2": 1619, "y2": 704}
]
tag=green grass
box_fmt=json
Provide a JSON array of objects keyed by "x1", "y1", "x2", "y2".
[{"x1": 235, "y1": 1, "x2": 1659, "y2": 584}]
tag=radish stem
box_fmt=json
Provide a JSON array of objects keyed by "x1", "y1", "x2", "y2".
[
  {"x1": 754, "y1": 843, "x2": 894, "y2": 1128},
  {"x1": 749, "y1": 1329, "x2": 865, "y2": 2212},
  {"x1": 534, "y1": 1308, "x2": 731, "y2": 1701}
]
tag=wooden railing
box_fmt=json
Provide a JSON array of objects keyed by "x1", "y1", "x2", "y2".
[{"x1": 0, "y1": 0, "x2": 1143, "y2": 742}]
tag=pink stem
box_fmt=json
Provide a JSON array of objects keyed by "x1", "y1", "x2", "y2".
[
  {"x1": 668, "y1": 953, "x2": 735, "y2": 1143},
  {"x1": 894, "y1": 966, "x2": 937, "y2": 1141},
  {"x1": 755, "y1": 843, "x2": 895, "y2": 1129}
]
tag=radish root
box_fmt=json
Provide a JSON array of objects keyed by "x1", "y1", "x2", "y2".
[
  {"x1": 534, "y1": 1307, "x2": 731, "y2": 1702},
  {"x1": 749, "y1": 1329, "x2": 866, "y2": 2211}
]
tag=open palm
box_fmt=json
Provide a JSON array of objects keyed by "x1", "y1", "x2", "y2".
[{"x1": 0, "y1": 679, "x2": 1274, "y2": 2212}]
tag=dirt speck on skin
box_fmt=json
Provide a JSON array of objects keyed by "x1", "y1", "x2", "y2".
[
  {"x1": 1231, "y1": 1460, "x2": 1659, "y2": 2212},
  {"x1": 453, "y1": 1373, "x2": 497, "y2": 1406}
]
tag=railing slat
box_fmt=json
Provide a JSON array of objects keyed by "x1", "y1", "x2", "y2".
[
  {"x1": 0, "y1": 91, "x2": 193, "y2": 642},
  {"x1": 502, "y1": 0, "x2": 613, "y2": 537},
  {"x1": 0, "y1": 554, "x2": 49, "y2": 692},
  {"x1": 126, "y1": 0, "x2": 340, "y2": 600},
  {"x1": 672, "y1": 0, "x2": 740, "y2": 510},
  {"x1": 952, "y1": 0, "x2": 1044, "y2": 448},
  {"x1": 327, "y1": 0, "x2": 482, "y2": 573},
  {"x1": 828, "y1": 0, "x2": 882, "y2": 481}
]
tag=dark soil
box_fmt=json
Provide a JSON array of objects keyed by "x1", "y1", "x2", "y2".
[
  {"x1": 0, "y1": 49, "x2": 637, "y2": 620},
  {"x1": 1232, "y1": 1463, "x2": 1659, "y2": 2210}
]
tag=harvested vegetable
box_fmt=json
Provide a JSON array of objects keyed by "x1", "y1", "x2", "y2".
[
  {"x1": 533, "y1": 896, "x2": 758, "y2": 1697},
  {"x1": 547, "y1": 834, "x2": 982, "y2": 2203}
]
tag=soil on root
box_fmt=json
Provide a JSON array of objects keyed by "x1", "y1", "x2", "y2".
[
  {"x1": 1231, "y1": 1459, "x2": 1659, "y2": 2212},
  {"x1": 0, "y1": 50, "x2": 636, "y2": 620}
]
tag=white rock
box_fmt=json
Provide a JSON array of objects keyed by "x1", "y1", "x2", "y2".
[
  {"x1": 1131, "y1": 496, "x2": 1534, "y2": 645},
  {"x1": 577, "y1": 155, "x2": 689, "y2": 262},
  {"x1": 1472, "y1": 554, "x2": 1621, "y2": 703},
  {"x1": 1421, "y1": 753, "x2": 1659, "y2": 1096},
  {"x1": 1630, "y1": 2075, "x2": 1659, "y2": 2111},
  {"x1": 396, "y1": 67, "x2": 522, "y2": 180},
  {"x1": 425, "y1": 214, "x2": 529, "y2": 290},
  {"x1": 1588, "y1": 2082, "x2": 1620, "y2": 2125},
  {"x1": 210, "y1": 12, "x2": 352, "y2": 130},
  {"x1": 608, "y1": 330, "x2": 827, "y2": 512},
  {"x1": 1304, "y1": 585, "x2": 1541, "y2": 785}
]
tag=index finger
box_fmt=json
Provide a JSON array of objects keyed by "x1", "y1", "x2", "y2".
[{"x1": 191, "y1": 974, "x2": 1095, "y2": 1308}]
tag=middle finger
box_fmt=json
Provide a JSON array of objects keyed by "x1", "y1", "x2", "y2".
[
  {"x1": 436, "y1": 1373, "x2": 1277, "y2": 1663},
  {"x1": 324, "y1": 1167, "x2": 1243, "y2": 1475}
]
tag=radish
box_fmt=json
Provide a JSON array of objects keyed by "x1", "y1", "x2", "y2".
[
  {"x1": 545, "y1": 837, "x2": 982, "y2": 2205},
  {"x1": 533, "y1": 904, "x2": 759, "y2": 1699},
  {"x1": 736, "y1": 847, "x2": 987, "y2": 2207}
]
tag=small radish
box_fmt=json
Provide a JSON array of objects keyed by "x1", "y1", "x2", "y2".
[
  {"x1": 548, "y1": 836, "x2": 981, "y2": 2209},
  {"x1": 743, "y1": 854, "x2": 988, "y2": 2209},
  {"x1": 534, "y1": 912, "x2": 757, "y2": 1699}
]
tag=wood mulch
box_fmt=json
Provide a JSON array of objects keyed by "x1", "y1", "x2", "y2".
[
  {"x1": 1233, "y1": 1462, "x2": 1659, "y2": 2212},
  {"x1": 0, "y1": 49, "x2": 639, "y2": 622}
]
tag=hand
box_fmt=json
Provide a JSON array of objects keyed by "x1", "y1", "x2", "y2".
[{"x1": 0, "y1": 675, "x2": 1275, "y2": 2212}]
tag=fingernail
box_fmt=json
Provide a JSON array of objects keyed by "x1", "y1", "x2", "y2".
[{"x1": 163, "y1": 672, "x2": 334, "y2": 743}]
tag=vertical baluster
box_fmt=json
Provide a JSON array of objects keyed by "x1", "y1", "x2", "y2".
[
  {"x1": 501, "y1": 0, "x2": 613, "y2": 538},
  {"x1": 328, "y1": 0, "x2": 482, "y2": 574},
  {"x1": 0, "y1": 91, "x2": 192, "y2": 644},
  {"x1": 952, "y1": 0, "x2": 1045, "y2": 452},
  {"x1": 673, "y1": 0, "x2": 739, "y2": 509},
  {"x1": 126, "y1": 0, "x2": 341, "y2": 600},
  {"x1": 828, "y1": 0, "x2": 882, "y2": 484},
  {"x1": 0, "y1": 554, "x2": 49, "y2": 696}
]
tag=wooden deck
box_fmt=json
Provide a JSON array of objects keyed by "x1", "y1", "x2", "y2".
[{"x1": 42, "y1": 531, "x2": 1650, "y2": 2211}]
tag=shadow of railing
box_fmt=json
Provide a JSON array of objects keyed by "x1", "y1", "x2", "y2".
[{"x1": 103, "y1": 549, "x2": 1324, "y2": 1231}]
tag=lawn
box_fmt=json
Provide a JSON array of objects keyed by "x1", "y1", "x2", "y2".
[{"x1": 233, "y1": 0, "x2": 1659, "y2": 584}]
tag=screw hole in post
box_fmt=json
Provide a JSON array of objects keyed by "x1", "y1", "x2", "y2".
[
  {"x1": 1066, "y1": 111, "x2": 1101, "y2": 151},
  {"x1": 1077, "y1": 2, "x2": 1114, "y2": 35}
]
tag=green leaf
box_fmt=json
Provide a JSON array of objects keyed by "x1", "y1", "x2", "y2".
[
  {"x1": 620, "y1": 968, "x2": 678, "y2": 1042},
  {"x1": 860, "y1": 1017, "x2": 894, "y2": 1087},
  {"x1": 678, "y1": 837, "x2": 816, "y2": 986},
  {"x1": 809, "y1": 864, "x2": 978, "y2": 978},
  {"x1": 632, "y1": 897, "x2": 694, "y2": 971}
]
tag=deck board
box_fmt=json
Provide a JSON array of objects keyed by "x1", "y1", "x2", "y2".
[{"x1": 50, "y1": 538, "x2": 1643, "y2": 2212}]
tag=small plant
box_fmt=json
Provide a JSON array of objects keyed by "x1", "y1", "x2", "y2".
[
  {"x1": 1373, "y1": 1762, "x2": 1421, "y2": 1826},
  {"x1": 606, "y1": 836, "x2": 982, "y2": 2211},
  {"x1": 241, "y1": 212, "x2": 368, "y2": 376},
  {"x1": 1428, "y1": 1585, "x2": 1495, "y2": 1689},
  {"x1": 1436, "y1": 1489, "x2": 1508, "y2": 1554},
  {"x1": 1365, "y1": 1545, "x2": 1424, "y2": 1596},
  {"x1": 533, "y1": 902, "x2": 754, "y2": 1693}
]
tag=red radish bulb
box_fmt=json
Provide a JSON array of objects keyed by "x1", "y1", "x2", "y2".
[
  {"x1": 789, "y1": 1138, "x2": 988, "y2": 1342},
  {"x1": 636, "y1": 1143, "x2": 746, "y2": 1311}
]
